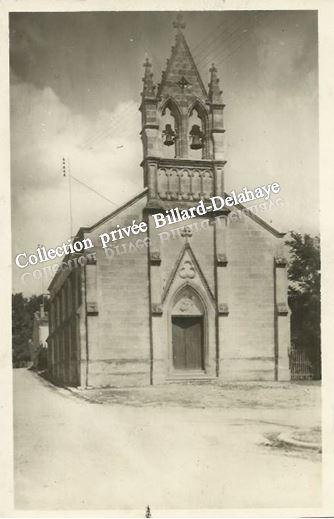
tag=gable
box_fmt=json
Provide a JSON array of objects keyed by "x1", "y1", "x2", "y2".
[
  {"x1": 48, "y1": 190, "x2": 148, "y2": 292},
  {"x1": 162, "y1": 242, "x2": 214, "y2": 305},
  {"x1": 81, "y1": 189, "x2": 148, "y2": 237}
]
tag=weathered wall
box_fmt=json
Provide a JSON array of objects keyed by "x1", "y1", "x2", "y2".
[
  {"x1": 84, "y1": 193, "x2": 151, "y2": 387},
  {"x1": 219, "y1": 208, "x2": 289, "y2": 381},
  {"x1": 148, "y1": 206, "x2": 290, "y2": 383},
  {"x1": 47, "y1": 194, "x2": 290, "y2": 387},
  {"x1": 48, "y1": 266, "x2": 82, "y2": 387}
]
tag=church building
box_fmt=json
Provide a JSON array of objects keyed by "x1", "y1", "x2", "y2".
[{"x1": 47, "y1": 15, "x2": 291, "y2": 388}]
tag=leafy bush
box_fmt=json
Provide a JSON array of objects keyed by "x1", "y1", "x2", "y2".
[
  {"x1": 286, "y1": 232, "x2": 321, "y2": 379},
  {"x1": 12, "y1": 293, "x2": 49, "y2": 368}
]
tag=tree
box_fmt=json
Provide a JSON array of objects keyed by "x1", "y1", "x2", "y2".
[
  {"x1": 12, "y1": 293, "x2": 49, "y2": 368},
  {"x1": 285, "y1": 232, "x2": 321, "y2": 379},
  {"x1": 12, "y1": 293, "x2": 31, "y2": 367}
]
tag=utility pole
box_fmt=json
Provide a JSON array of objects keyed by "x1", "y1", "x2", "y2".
[
  {"x1": 62, "y1": 157, "x2": 73, "y2": 239},
  {"x1": 38, "y1": 243, "x2": 45, "y2": 295}
]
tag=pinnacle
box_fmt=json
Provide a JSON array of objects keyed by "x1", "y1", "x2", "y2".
[
  {"x1": 208, "y1": 63, "x2": 223, "y2": 104},
  {"x1": 142, "y1": 57, "x2": 156, "y2": 97}
]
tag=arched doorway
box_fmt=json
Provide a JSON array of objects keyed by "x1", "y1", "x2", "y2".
[{"x1": 170, "y1": 286, "x2": 205, "y2": 371}]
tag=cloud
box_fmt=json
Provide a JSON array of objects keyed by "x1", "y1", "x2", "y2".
[
  {"x1": 11, "y1": 80, "x2": 142, "y2": 191},
  {"x1": 222, "y1": 14, "x2": 318, "y2": 237},
  {"x1": 11, "y1": 79, "x2": 143, "y2": 294}
]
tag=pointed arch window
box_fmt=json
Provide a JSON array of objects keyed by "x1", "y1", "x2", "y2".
[
  {"x1": 188, "y1": 102, "x2": 209, "y2": 159},
  {"x1": 161, "y1": 99, "x2": 181, "y2": 158}
]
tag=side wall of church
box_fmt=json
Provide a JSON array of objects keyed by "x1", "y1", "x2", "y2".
[
  {"x1": 84, "y1": 194, "x2": 151, "y2": 387},
  {"x1": 48, "y1": 263, "x2": 83, "y2": 387}
]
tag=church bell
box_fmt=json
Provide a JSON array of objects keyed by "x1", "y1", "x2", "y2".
[
  {"x1": 189, "y1": 124, "x2": 204, "y2": 150},
  {"x1": 163, "y1": 124, "x2": 176, "y2": 146}
]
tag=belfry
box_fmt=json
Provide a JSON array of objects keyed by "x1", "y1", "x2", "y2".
[
  {"x1": 47, "y1": 15, "x2": 291, "y2": 387},
  {"x1": 140, "y1": 13, "x2": 225, "y2": 209}
]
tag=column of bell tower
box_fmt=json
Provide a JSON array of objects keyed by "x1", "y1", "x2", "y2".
[
  {"x1": 208, "y1": 64, "x2": 226, "y2": 194},
  {"x1": 208, "y1": 64, "x2": 225, "y2": 161},
  {"x1": 139, "y1": 58, "x2": 159, "y2": 201}
]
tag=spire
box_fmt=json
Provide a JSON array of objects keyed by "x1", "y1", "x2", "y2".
[
  {"x1": 157, "y1": 14, "x2": 207, "y2": 100},
  {"x1": 142, "y1": 57, "x2": 156, "y2": 97},
  {"x1": 208, "y1": 63, "x2": 223, "y2": 105}
]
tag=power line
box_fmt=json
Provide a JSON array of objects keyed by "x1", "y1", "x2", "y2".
[
  {"x1": 83, "y1": 41, "x2": 244, "y2": 150},
  {"x1": 216, "y1": 33, "x2": 253, "y2": 67},
  {"x1": 81, "y1": 106, "x2": 135, "y2": 149},
  {"x1": 82, "y1": 22, "x2": 249, "y2": 150},
  {"x1": 193, "y1": 17, "x2": 248, "y2": 61},
  {"x1": 195, "y1": 13, "x2": 264, "y2": 70},
  {"x1": 82, "y1": 13, "x2": 266, "y2": 151},
  {"x1": 81, "y1": 106, "x2": 139, "y2": 150},
  {"x1": 80, "y1": 103, "x2": 136, "y2": 149},
  {"x1": 191, "y1": 16, "x2": 244, "y2": 55},
  {"x1": 194, "y1": 19, "x2": 250, "y2": 62},
  {"x1": 80, "y1": 103, "x2": 135, "y2": 147},
  {"x1": 83, "y1": 114, "x2": 137, "y2": 150},
  {"x1": 197, "y1": 23, "x2": 249, "y2": 63},
  {"x1": 192, "y1": 11, "x2": 267, "y2": 60},
  {"x1": 69, "y1": 168, "x2": 142, "y2": 207},
  {"x1": 195, "y1": 12, "x2": 264, "y2": 65},
  {"x1": 70, "y1": 174, "x2": 120, "y2": 207},
  {"x1": 198, "y1": 29, "x2": 252, "y2": 72}
]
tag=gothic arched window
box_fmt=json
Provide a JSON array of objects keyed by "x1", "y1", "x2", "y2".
[
  {"x1": 161, "y1": 99, "x2": 181, "y2": 158},
  {"x1": 188, "y1": 102, "x2": 208, "y2": 159}
]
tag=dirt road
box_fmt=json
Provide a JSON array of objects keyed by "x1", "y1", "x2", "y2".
[{"x1": 14, "y1": 369, "x2": 321, "y2": 511}]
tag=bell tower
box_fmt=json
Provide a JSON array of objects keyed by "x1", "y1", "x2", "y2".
[{"x1": 140, "y1": 14, "x2": 226, "y2": 210}]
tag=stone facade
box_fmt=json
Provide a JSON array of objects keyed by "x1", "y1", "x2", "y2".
[{"x1": 47, "y1": 16, "x2": 291, "y2": 387}]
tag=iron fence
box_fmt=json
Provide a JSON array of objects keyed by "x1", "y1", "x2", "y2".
[{"x1": 289, "y1": 349, "x2": 314, "y2": 380}]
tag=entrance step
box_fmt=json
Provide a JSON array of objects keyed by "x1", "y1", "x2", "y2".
[{"x1": 165, "y1": 376, "x2": 218, "y2": 385}]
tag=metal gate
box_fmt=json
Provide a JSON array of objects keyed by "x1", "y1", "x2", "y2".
[{"x1": 289, "y1": 349, "x2": 313, "y2": 380}]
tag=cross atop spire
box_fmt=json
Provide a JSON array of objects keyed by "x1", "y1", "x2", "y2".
[
  {"x1": 173, "y1": 13, "x2": 186, "y2": 32},
  {"x1": 157, "y1": 13, "x2": 206, "y2": 100}
]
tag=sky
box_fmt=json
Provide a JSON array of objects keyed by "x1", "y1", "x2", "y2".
[{"x1": 10, "y1": 10, "x2": 318, "y2": 296}]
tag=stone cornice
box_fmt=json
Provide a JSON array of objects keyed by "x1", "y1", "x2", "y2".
[
  {"x1": 209, "y1": 103, "x2": 226, "y2": 110},
  {"x1": 141, "y1": 157, "x2": 227, "y2": 168},
  {"x1": 140, "y1": 124, "x2": 159, "y2": 132}
]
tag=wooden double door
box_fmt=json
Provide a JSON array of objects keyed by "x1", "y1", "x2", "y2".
[{"x1": 172, "y1": 316, "x2": 204, "y2": 370}]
